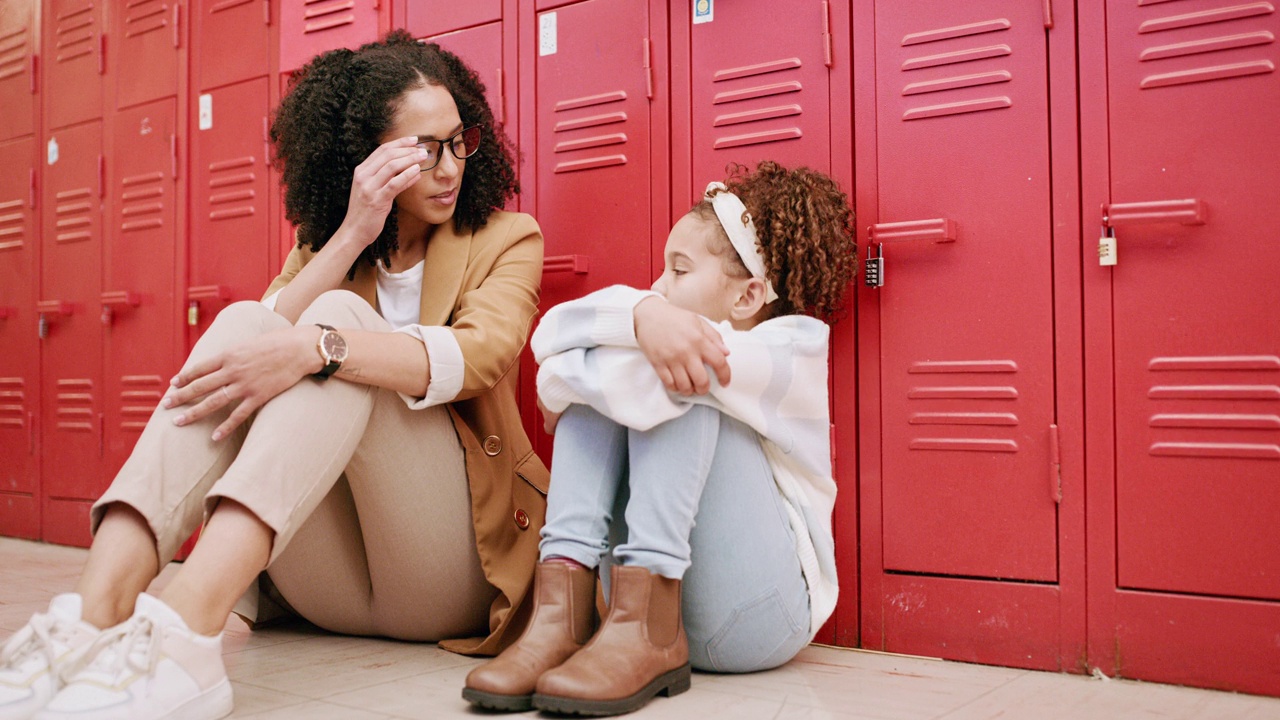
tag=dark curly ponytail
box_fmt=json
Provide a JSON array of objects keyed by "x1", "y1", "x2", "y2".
[{"x1": 270, "y1": 29, "x2": 519, "y2": 272}]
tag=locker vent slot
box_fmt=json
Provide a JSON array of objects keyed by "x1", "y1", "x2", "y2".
[
  {"x1": 207, "y1": 156, "x2": 258, "y2": 221},
  {"x1": 300, "y1": 0, "x2": 356, "y2": 34},
  {"x1": 710, "y1": 57, "x2": 806, "y2": 150},
  {"x1": 1147, "y1": 354, "x2": 1279, "y2": 459},
  {"x1": 0, "y1": 378, "x2": 26, "y2": 429},
  {"x1": 54, "y1": 188, "x2": 95, "y2": 244},
  {"x1": 119, "y1": 375, "x2": 163, "y2": 431},
  {"x1": 1137, "y1": 2, "x2": 1277, "y2": 89},
  {"x1": 0, "y1": 26, "x2": 29, "y2": 81},
  {"x1": 0, "y1": 198, "x2": 26, "y2": 250},
  {"x1": 210, "y1": 0, "x2": 254, "y2": 14},
  {"x1": 900, "y1": 17, "x2": 1015, "y2": 121},
  {"x1": 552, "y1": 93, "x2": 630, "y2": 174},
  {"x1": 54, "y1": 4, "x2": 97, "y2": 64},
  {"x1": 120, "y1": 171, "x2": 165, "y2": 232},
  {"x1": 906, "y1": 360, "x2": 1020, "y2": 452},
  {"x1": 124, "y1": 0, "x2": 169, "y2": 38},
  {"x1": 55, "y1": 378, "x2": 95, "y2": 432}
]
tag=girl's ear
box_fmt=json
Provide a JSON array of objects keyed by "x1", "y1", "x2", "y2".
[{"x1": 729, "y1": 277, "x2": 769, "y2": 322}]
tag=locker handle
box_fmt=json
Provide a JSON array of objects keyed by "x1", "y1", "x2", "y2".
[
  {"x1": 1103, "y1": 199, "x2": 1205, "y2": 227},
  {"x1": 868, "y1": 218, "x2": 957, "y2": 244},
  {"x1": 36, "y1": 300, "x2": 74, "y2": 316},
  {"x1": 543, "y1": 255, "x2": 590, "y2": 275},
  {"x1": 101, "y1": 291, "x2": 141, "y2": 308},
  {"x1": 187, "y1": 285, "x2": 230, "y2": 301}
]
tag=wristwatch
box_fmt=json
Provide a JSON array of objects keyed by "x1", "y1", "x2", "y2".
[{"x1": 313, "y1": 324, "x2": 348, "y2": 380}]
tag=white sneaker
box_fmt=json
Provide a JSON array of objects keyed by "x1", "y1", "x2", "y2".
[
  {"x1": 0, "y1": 594, "x2": 99, "y2": 720},
  {"x1": 35, "y1": 594, "x2": 232, "y2": 720}
]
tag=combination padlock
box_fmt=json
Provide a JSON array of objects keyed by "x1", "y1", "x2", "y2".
[
  {"x1": 1098, "y1": 225, "x2": 1117, "y2": 267},
  {"x1": 864, "y1": 244, "x2": 884, "y2": 288}
]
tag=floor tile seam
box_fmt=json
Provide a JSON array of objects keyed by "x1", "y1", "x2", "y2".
[{"x1": 929, "y1": 670, "x2": 1033, "y2": 720}]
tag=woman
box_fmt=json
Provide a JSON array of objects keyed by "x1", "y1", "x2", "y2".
[{"x1": 0, "y1": 31, "x2": 547, "y2": 720}]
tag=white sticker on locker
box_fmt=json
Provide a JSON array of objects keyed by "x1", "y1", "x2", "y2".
[
  {"x1": 199, "y1": 93, "x2": 213, "y2": 131},
  {"x1": 47, "y1": 137, "x2": 58, "y2": 165},
  {"x1": 539, "y1": 12, "x2": 557, "y2": 56},
  {"x1": 693, "y1": 0, "x2": 713, "y2": 24}
]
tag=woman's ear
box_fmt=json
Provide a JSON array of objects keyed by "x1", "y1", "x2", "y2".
[{"x1": 729, "y1": 277, "x2": 769, "y2": 322}]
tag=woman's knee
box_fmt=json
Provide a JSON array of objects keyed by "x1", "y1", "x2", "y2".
[
  {"x1": 210, "y1": 300, "x2": 278, "y2": 331},
  {"x1": 686, "y1": 587, "x2": 810, "y2": 673},
  {"x1": 297, "y1": 289, "x2": 384, "y2": 329}
]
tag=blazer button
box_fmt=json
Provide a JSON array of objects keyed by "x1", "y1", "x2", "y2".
[
  {"x1": 483, "y1": 435, "x2": 502, "y2": 456},
  {"x1": 514, "y1": 509, "x2": 530, "y2": 530}
]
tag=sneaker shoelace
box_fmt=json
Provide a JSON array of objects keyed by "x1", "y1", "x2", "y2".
[
  {"x1": 1, "y1": 613, "x2": 64, "y2": 674},
  {"x1": 60, "y1": 615, "x2": 162, "y2": 686}
]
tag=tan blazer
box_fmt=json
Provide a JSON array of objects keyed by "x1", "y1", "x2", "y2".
[{"x1": 263, "y1": 211, "x2": 550, "y2": 656}]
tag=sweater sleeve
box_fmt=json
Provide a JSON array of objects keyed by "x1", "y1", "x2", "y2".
[{"x1": 530, "y1": 285, "x2": 659, "y2": 363}]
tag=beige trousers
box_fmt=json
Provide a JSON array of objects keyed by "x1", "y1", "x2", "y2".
[{"x1": 92, "y1": 291, "x2": 495, "y2": 641}]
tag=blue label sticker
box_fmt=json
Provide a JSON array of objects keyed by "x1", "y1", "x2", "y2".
[{"x1": 693, "y1": 0, "x2": 713, "y2": 24}]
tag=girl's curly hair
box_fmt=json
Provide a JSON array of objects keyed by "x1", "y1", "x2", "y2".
[
  {"x1": 270, "y1": 29, "x2": 519, "y2": 271},
  {"x1": 692, "y1": 161, "x2": 856, "y2": 322}
]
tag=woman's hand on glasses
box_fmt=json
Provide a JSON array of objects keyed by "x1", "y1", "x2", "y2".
[{"x1": 338, "y1": 136, "x2": 429, "y2": 247}]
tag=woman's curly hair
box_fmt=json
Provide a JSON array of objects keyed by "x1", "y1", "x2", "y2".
[
  {"x1": 692, "y1": 161, "x2": 856, "y2": 322},
  {"x1": 270, "y1": 29, "x2": 519, "y2": 272}
]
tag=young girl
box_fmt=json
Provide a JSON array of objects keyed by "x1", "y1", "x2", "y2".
[{"x1": 464, "y1": 161, "x2": 856, "y2": 715}]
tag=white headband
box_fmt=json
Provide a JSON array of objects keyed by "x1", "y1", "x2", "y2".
[{"x1": 705, "y1": 182, "x2": 778, "y2": 303}]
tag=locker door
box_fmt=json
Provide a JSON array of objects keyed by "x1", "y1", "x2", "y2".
[
  {"x1": 189, "y1": 77, "x2": 272, "y2": 342},
  {"x1": 112, "y1": 0, "x2": 181, "y2": 110},
  {"x1": 530, "y1": 0, "x2": 654, "y2": 460},
  {"x1": 1106, "y1": 2, "x2": 1280, "y2": 601},
  {"x1": 689, "y1": 0, "x2": 831, "y2": 190},
  {"x1": 43, "y1": 0, "x2": 104, "y2": 130},
  {"x1": 278, "y1": 0, "x2": 384, "y2": 74},
  {"x1": 874, "y1": 2, "x2": 1057, "y2": 581},
  {"x1": 0, "y1": 0, "x2": 36, "y2": 142},
  {"x1": 427, "y1": 22, "x2": 505, "y2": 133},
  {"x1": 194, "y1": 0, "x2": 269, "y2": 91},
  {"x1": 103, "y1": 100, "x2": 178, "y2": 484},
  {"x1": 405, "y1": 0, "x2": 499, "y2": 37},
  {"x1": 40, "y1": 121, "x2": 103, "y2": 546},
  {"x1": 0, "y1": 136, "x2": 40, "y2": 539}
]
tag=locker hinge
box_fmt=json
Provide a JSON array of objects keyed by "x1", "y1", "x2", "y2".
[
  {"x1": 30, "y1": 54, "x2": 38, "y2": 94},
  {"x1": 99, "y1": 33, "x2": 106, "y2": 75},
  {"x1": 264, "y1": 0, "x2": 271, "y2": 26},
  {"x1": 98, "y1": 155, "x2": 105, "y2": 198},
  {"x1": 1043, "y1": 0, "x2": 1054, "y2": 29},
  {"x1": 28, "y1": 412, "x2": 35, "y2": 455},
  {"x1": 29, "y1": 168, "x2": 36, "y2": 209},
  {"x1": 173, "y1": 4, "x2": 181, "y2": 48},
  {"x1": 643, "y1": 38, "x2": 653, "y2": 100},
  {"x1": 1049, "y1": 423, "x2": 1063, "y2": 504},
  {"x1": 822, "y1": 0, "x2": 833, "y2": 68},
  {"x1": 171, "y1": 134, "x2": 179, "y2": 179},
  {"x1": 98, "y1": 412, "x2": 105, "y2": 457},
  {"x1": 495, "y1": 68, "x2": 505, "y2": 125}
]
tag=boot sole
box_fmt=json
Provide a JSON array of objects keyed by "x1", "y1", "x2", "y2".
[
  {"x1": 531, "y1": 663, "x2": 691, "y2": 716},
  {"x1": 461, "y1": 686, "x2": 535, "y2": 712}
]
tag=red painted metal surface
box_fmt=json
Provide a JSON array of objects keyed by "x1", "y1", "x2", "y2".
[
  {"x1": 1082, "y1": 0, "x2": 1280, "y2": 696},
  {"x1": 0, "y1": 0, "x2": 37, "y2": 142},
  {"x1": 42, "y1": 0, "x2": 104, "y2": 130},
  {"x1": 103, "y1": 99, "x2": 179, "y2": 488},
  {"x1": 111, "y1": 0, "x2": 180, "y2": 111},
  {"x1": 194, "y1": 0, "x2": 270, "y2": 92},
  {"x1": 426, "y1": 22, "x2": 506, "y2": 142},
  {"x1": 188, "y1": 77, "x2": 272, "y2": 344},
  {"x1": 39, "y1": 120, "x2": 103, "y2": 547},
  {"x1": 0, "y1": 136, "x2": 41, "y2": 540},
  {"x1": 402, "y1": 0, "x2": 499, "y2": 38},
  {"x1": 277, "y1": 0, "x2": 388, "y2": 75}
]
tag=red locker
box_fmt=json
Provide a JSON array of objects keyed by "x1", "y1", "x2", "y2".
[
  {"x1": 0, "y1": 136, "x2": 41, "y2": 540},
  {"x1": 520, "y1": 0, "x2": 663, "y2": 461},
  {"x1": 856, "y1": 0, "x2": 1081, "y2": 669},
  {"x1": 0, "y1": 0, "x2": 37, "y2": 142},
  {"x1": 194, "y1": 0, "x2": 269, "y2": 92},
  {"x1": 43, "y1": 0, "x2": 104, "y2": 130},
  {"x1": 110, "y1": 0, "x2": 181, "y2": 110},
  {"x1": 39, "y1": 120, "x2": 103, "y2": 546},
  {"x1": 1083, "y1": 0, "x2": 1280, "y2": 695},
  {"x1": 277, "y1": 0, "x2": 387, "y2": 75},
  {"x1": 103, "y1": 100, "x2": 179, "y2": 483},
  {"x1": 188, "y1": 77, "x2": 273, "y2": 342},
  {"x1": 426, "y1": 22, "x2": 506, "y2": 136},
  {"x1": 402, "y1": 0, "x2": 499, "y2": 37}
]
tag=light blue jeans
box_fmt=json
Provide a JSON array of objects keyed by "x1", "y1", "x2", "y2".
[{"x1": 540, "y1": 404, "x2": 811, "y2": 672}]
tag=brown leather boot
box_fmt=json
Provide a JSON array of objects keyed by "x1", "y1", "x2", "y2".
[
  {"x1": 533, "y1": 564, "x2": 690, "y2": 716},
  {"x1": 462, "y1": 561, "x2": 598, "y2": 711}
]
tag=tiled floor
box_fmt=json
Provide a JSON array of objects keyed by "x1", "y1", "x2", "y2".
[{"x1": 2, "y1": 537, "x2": 1278, "y2": 720}]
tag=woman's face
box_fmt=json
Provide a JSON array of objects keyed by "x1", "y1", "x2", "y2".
[{"x1": 383, "y1": 82, "x2": 467, "y2": 231}]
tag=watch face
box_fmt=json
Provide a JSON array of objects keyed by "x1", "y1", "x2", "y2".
[{"x1": 322, "y1": 330, "x2": 348, "y2": 362}]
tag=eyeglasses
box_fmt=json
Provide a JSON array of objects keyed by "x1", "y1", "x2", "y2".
[{"x1": 416, "y1": 126, "x2": 482, "y2": 171}]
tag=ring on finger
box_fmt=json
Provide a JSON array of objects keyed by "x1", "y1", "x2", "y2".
[{"x1": 221, "y1": 386, "x2": 232, "y2": 403}]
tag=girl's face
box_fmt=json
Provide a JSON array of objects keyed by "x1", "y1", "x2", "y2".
[
  {"x1": 651, "y1": 213, "x2": 745, "y2": 323},
  {"x1": 382, "y1": 83, "x2": 467, "y2": 232}
]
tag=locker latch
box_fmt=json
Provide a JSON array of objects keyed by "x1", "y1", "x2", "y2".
[{"x1": 864, "y1": 244, "x2": 884, "y2": 288}]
